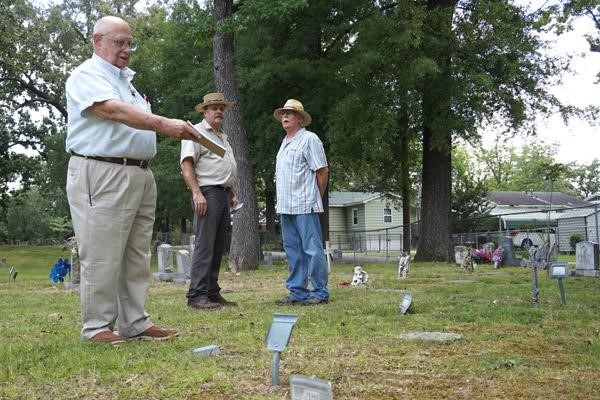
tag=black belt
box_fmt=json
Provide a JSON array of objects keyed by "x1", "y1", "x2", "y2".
[
  {"x1": 201, "y1": 185, "x2": 230, "y2": 191},
  {"x1": 71, "y1": 151, "x2": 149, "y2": 169}
]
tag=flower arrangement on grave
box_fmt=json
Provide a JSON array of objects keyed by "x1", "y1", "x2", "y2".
[
  {"x1": 49, "y1": 258, "x2": 71, "y2": 283},
  {"x1": 472, "y1": 249, "x2": 492, "y2": 263},
  {"x1": 492, "y1": 247, "x2": 504, "y2": 268}
]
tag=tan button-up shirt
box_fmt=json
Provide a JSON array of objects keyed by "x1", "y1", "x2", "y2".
[{"x1": 180, "y1": 119, "x2": 237, "y2": 188}]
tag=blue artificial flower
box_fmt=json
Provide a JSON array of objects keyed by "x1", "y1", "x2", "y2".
[{"x1": 49, "y1": 258, "x2": 71, "y2": 283}]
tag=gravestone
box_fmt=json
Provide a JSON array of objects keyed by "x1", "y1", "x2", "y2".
[
  {"x1": 454, "y1": 246, "x2": 467, "y2": 265},
  {"x1": 154, "y1": 244, "x2": 190, "y2": 282},
  {"x1": 289, "y1": 375, "x2": 333, "y2": 400},
  {"x1": 498, "y1": 236, "x2": 518, "y2": 266},
  {"x1": 176, "y1": 249, "x2": 192, "y2": 277},
  {"x1": 263, "y1": 251, "x2": 273, "y2": 266},
  {"x1": 1, "y1": 257, "x2": 6, "y2": 268},
  {"x1": 574, "y1": 241, "x2": 600, "y2": 277},
  {"x1": 482, "y1": 242, "x2": 495, "y2": 256},
  {"x1": 157, "y1": 244, "x2": 174, "y2": 273}
]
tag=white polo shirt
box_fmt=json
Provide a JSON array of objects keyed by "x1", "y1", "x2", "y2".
[{"x1": 65, "y1": 53, "x2": 156, "y2": 159}]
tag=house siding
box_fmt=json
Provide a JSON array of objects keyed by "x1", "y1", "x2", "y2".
[{"x1": 557, "y1": 218, "x2": 586, "y2": 252}]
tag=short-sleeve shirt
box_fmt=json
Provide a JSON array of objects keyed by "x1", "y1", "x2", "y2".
[
  {"x1": 275, "y1": 128, "x2": 328, "y2": 214},
  {"x1": 180, "y1": 119, "x2": 238, "y2": 188},
  {"x1": 65, "y1": 53, "x2": 156, "y2": 159}
]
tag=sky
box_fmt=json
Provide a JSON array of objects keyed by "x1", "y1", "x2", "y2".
[{"x1": 479, "y1": 2, "x2": 600, "y2": 164}]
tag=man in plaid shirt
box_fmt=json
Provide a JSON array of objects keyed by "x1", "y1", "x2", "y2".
[{"x1": 273, "y1": 99, "x2": 329, "y2": 306}]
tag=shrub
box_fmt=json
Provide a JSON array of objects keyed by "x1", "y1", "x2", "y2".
[{"x1": 569, "y1": 232, "x2": 583, "y2": 251}]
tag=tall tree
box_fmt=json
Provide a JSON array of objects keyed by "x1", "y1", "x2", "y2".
[{"x1": 213, "y1": 0, "x2": 260, "y2": 271}]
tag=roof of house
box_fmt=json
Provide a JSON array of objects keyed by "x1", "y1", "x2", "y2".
[
  {"x1": 329, "y1": 191, "x2": 400, "y2": 207},
  {"x1": 556, "y1": 206, "x2": 600, "y2": 220},
  {"x1": 488, "y1": 191, "x2": 589, "y2": 208}
]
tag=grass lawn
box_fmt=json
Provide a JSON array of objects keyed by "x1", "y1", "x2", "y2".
[{"x1": 0, "y1": 245, "x2": 598, "y2": 399}]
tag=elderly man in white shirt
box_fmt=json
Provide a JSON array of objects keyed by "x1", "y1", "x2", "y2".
[{"x1": 66, "y1": 16, "x2": 201, "y2": 345}]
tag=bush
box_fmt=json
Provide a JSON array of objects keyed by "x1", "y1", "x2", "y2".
[{"x1": 569, "y1": 232, "x2": 583, "y2": 251}]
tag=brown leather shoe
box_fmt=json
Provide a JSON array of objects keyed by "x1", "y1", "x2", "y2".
[
  {"x1": 90, "y1": 331, "x2": 126, "y2": 346},
  {"x1": 131, "y1": 326, "x2": 179, "y2": 341},
  {"x1": 189, "y1": 297, "x2": 222, "y2": 310},
  {"x1": 211, "y1": 293, "x2": 238, "y2": 307}
]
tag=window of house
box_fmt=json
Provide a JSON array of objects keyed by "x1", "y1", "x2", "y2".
[
  {"x1": 352, "y1": 208, "x2": 358, "y2": 225},
  {"x1": 383, "y1": 208, "x2": 392, "y2": 223}
]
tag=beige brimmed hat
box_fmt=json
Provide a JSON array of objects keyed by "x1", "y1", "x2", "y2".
[
  {"x1": 194, "y1": 92, "x2": 234, "y2": 112},
  {"x1": 273, "y1": 99, "x2": 312, "y2": 126}
]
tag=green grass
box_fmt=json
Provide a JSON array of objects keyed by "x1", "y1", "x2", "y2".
[{"x1": 0, "y1": 245, "x2": 598, "y2": 399}]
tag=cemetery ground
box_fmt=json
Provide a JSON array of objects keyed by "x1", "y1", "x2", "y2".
[{"x1": 0, "y1": 246, "x2": 599, "y2": 399}]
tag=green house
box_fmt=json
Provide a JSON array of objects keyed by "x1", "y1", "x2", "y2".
[{"x1": 328, "y1": 191, "x2": 419, "y2": 252}]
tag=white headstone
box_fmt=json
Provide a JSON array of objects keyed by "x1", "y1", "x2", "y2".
[
  {"x1": 454, "y1": 246, "x2": 467, "y2": 265},
  {"x1": 575, "y1": 241, "x2": 599, "y2": 271},
  {"x1": 157, "y1": 244, "x2": 174, "y2": 273},
  {"x1": 289, "y1": 375, "x2": 333, "y2": 400},
  {"x1": 176, "y1": 249, "x2": 192, "y2": 278}
]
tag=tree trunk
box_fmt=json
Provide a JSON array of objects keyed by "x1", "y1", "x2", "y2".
[
  {"x1": 414, "y1": 0, "x2": 457, "y2": 262},
  {"x1": 213, "y1": 0, "x2": 260, "y2": 271},
  {"x1": 265, "y1": 178, "x2": 277, "y2": 241},
  {"x1": 399, "y1": 134, "x2": 412, "y2": 253}
]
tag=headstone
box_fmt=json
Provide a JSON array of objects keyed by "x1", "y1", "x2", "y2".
[
  {"x1": 191, "y1": 345, "x2": 220, "y2": 356},
  {"x1": 575, "y1": 241, "x2": 600, "y2": 277},
  {"x1": 289, "y1": 375, "x2": 333, "y2": 400},
  {"x1": 399, "y1": 332, "x2": 463, "y2": 342},
  {"x1": 498, "y1": 236, "x2": 518, "y2": 266},
  {"x1": 157, "y1": 244, "x2": 174, "y2": 273},
  {"x1": 482, "y1": 242, "x2": 495, "y2": 255},
  {"x1": 1, "y1": 257, "x2": 6, "y2": 268},
  {"x1": 263, "y1": 251, "x2": 273, "y2": 266},
  {"x1": 454, "y1": 246, "x2": 467, "y2": 265},
  {"x1": 176, "y1": 249, "x2": 192, "y2": 278}
]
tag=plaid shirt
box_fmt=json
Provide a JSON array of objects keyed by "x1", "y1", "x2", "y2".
[{"x1": 275, "y1": 128, "x2": 328, "y2": 214}]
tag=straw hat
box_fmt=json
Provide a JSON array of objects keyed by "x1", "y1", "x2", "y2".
[
  {"x1": 194, "y1": 92, "x2": 234, "y2": 112},
  {"x1": 273, "y1": 99, "x2": 312, "y2": 126}
]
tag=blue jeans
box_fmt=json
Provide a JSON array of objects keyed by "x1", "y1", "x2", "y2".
[{"x1": 281, "y1": 213, "x2": 329, "y2": 301}]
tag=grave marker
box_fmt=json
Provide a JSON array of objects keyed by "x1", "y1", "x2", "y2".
[
  {"x1": 289, "y1": 375, "x2": 333, "y2": 400},
  {"x1": 575, "y1": 241, "x2": 600, "y2": 277},
  {"x1": 549, "y1": 262, "x2": 569, "y2": 305},
  {"x1": 498, "y1": 236, "x2": 519, "y2": 266},
  {"x1": 266, "y1": 313, "x2": 299, "y2": 386},
  {"x1": 520, "y1": 246, "x2": 548, "y2": 305}
]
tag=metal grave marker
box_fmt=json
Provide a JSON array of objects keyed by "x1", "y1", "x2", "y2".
[
  {"x1": 265, "y1": 313, "x2": 299, "y2": 386},
  {"x1": 520, "y1": 246, "x2": 548, "y2": 305},
  {"x1": 399, "y1": 293, "x2": 414, "y2": 315},
  {"x1": 289, "y1": 375, "x2": 333, "y2": 400},
  {"x1": 549, "y1": 262, "x2": 569, "y2": 305}
]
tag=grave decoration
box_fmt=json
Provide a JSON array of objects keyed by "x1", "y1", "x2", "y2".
[
  {"x1": 265, "y1": 313, "x2": 299, "y2": 386},
  {"x1": 472, "y1": 248, "x2": 491, "y2": 263},
  {"x1": 49, "y1": 258, "x2": 71, "y2": 283},
  {"x1": 8, "y1": 266, "x2": 18, "y2": 282},
  {"x1": 460, "y1": 247, "x2": 474, "y2": 272},
  {"x1": 492, "y1": 247, "x2": 504, "y2": 268},
  {"x1": 397, "y1": 252, "x2": 410, "y2": 278},
  {"x1": 520, "y1": 245, "x2": 549, "y2": 305},
  {"x1": 549, "y1": 262, "x2": 569, "y2": 305},
  {"x1": 350, "y1": 266, "x2": 368, "y2": 285}
]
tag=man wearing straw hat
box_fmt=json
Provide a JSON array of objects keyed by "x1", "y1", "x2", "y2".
[
  {"x1": 181, "y1": 92, "x2": 240, "y2": 310},
  {"x1": 273, "y1": 99, "x2": 329, "y2": 306}
]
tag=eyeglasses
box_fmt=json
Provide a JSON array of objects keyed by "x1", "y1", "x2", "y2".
[{"x1": 101, "y1": 34, "x2": 137, "y2": 51}]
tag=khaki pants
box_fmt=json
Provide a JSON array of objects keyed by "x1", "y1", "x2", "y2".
[{"x1": 66, "y1": 156, "x2": 156, "y2": 339}]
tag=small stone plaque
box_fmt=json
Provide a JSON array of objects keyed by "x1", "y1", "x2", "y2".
[{"x1": 289, "y1": 375, "x2": 333, "y2": 400}]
